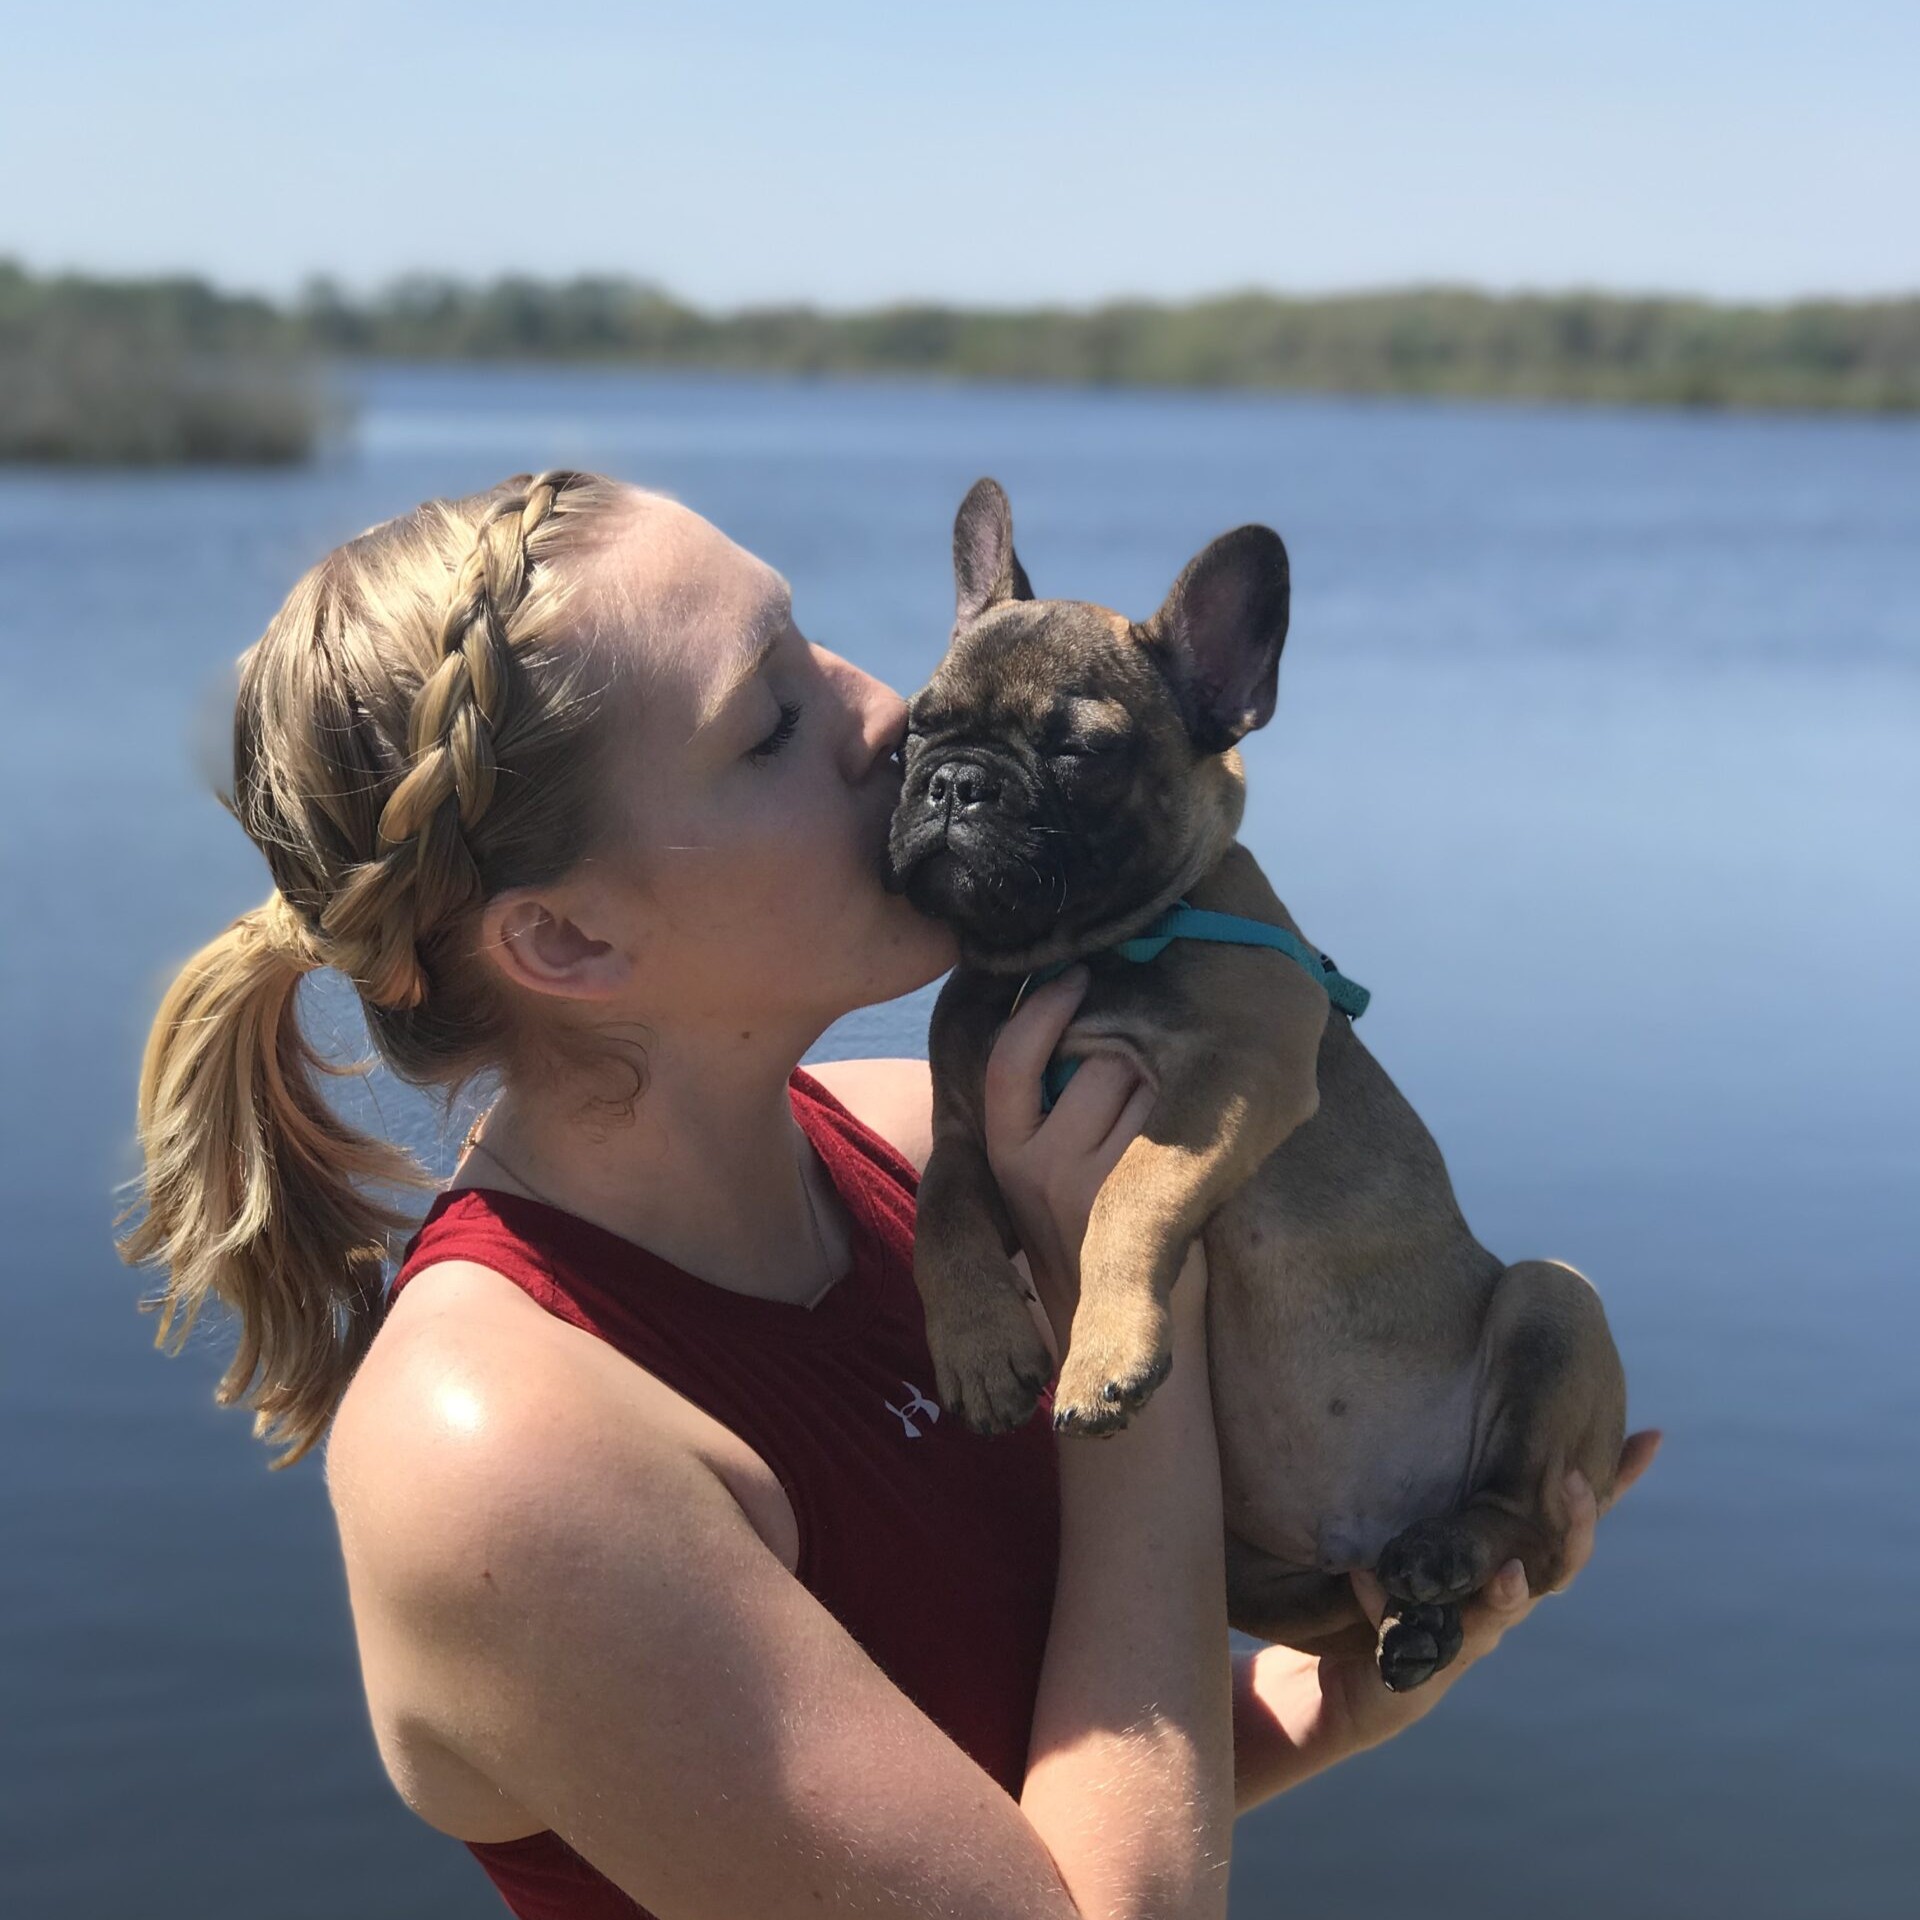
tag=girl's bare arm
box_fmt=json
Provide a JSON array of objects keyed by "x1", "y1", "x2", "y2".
[{"x1": 334, "y1": 975, "x2": 1234, "y2": 1919}]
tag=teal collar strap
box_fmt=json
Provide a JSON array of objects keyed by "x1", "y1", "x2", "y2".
[{"x1": 1022, "y1": 901, "x2": 1371, "y2": 1111}]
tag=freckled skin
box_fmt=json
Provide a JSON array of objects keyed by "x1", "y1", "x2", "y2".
[{"x1": 889, "y1": 478, "x2": 1630, "y2": 1691}]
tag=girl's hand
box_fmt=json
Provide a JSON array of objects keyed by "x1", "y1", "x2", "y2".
[
  {"x1": 983, "y1": 967, "x2": 1158, "y2": 1353},
  {"x1": 1231, "y1": 1430, "x2": 1662, "y2": 1812},
  {"x1": 1328, "y1": 1430, "x2": 1664, "y2": 1760}
]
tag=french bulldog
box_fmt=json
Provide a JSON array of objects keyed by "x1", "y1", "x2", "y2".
[{"x1": 885, "y1": 478, "x2": 1628, "y2": 1689}]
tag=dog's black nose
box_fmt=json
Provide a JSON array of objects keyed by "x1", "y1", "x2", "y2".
[{"x1": 926, "y1": 759, "x2": 1000, "y2": 814}]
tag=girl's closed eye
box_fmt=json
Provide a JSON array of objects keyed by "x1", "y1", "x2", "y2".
[{"x1": 746, "y1": 700, "x2": 803, "y2": 764}]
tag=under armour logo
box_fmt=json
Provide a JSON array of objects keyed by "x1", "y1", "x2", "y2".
[{"x1": 884, "y1": 1380, "x2": 941, "y2": 1438}]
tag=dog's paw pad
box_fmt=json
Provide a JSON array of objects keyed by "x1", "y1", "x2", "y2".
[
  {"x1": 927, "y1": 1320, "x2": 1053, "y2": 1437},
  {"x1": 1053, "y1": 1345, "x2": 1172, "y2": 1435},
  {"x1": 1377, "y1": 1521, "x2": 1487, "y2": 1605},
  {"x1": 941, "y1": 1354, "x2": 1051, "y2": 1436},
  {"x1": 1377, "y1": 1601, "x2": 1465, "y2": 1692}
]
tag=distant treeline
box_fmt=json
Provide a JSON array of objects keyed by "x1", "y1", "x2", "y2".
[
  {"x1": 0, "y1": 260, "x2": 338, "y2": 464},
  {"x1": 4, "y1": 258, "x2": 1917, "y2": 463},
  {"x1": 300, "y1": 272, "x2": 1920, "y2": 413}
]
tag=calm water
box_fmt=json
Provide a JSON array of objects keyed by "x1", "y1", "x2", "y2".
[{"x1": 3, "y1": 366, "x2": 1915, "y2": 1917}]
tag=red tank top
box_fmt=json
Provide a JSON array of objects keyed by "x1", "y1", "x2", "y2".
[{"x1": 383, "y1": 1067, "x2": 1061, "y2": 1920}]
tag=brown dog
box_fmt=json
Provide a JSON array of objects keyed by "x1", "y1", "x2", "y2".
[{"x1": 885, "y1": 479, "x2": 1629, "y2": 1689}]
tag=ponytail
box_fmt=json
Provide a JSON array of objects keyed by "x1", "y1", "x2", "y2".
[
  {"x1": 114, "y1": 890, "x2": 435, "y2": 1468},
  {"x1": 118, "y1": 467, "x2": 639, "y2": 1464}
]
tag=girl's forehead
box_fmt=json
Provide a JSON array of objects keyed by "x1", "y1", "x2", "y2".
[
  {"x1": 587, "y1": 501, "x2": 788, "y2": 729},
  {"x1": 641, "y1": 569, "x2": 792, "y2": 728}
]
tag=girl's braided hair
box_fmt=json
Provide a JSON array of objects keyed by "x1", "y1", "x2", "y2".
[{"x1": 116, "y1": 468, "x2": 642, "y2": 1466}]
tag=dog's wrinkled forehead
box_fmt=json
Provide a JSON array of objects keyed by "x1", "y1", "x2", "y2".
[{"x1": 914, "y1": 601, "x2": 1143, "y2": 739}]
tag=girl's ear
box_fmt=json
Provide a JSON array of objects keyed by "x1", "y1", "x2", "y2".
[{"x1": 480, "y1": 890, "x2": 630, "y2": 1001}]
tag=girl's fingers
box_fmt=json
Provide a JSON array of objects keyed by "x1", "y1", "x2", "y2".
[
  {"x1": 1105, "y1": 1075, "x2": 1159, "y2": 1159},
  {"x1": 1452, "y1": 1560, "x2": 1533, "y2": 1665},
  {"x1": 1607, "y1": 1428, "x2": 1663, "y2": 1512},
  {"x1": 1349, "y1": 1567, "x2": 1388, "y2": 1629},
  {"x1": 1487, "y1": 1558, "x2": 1530, "y2": 1613},
  {"x1": 1536, "y1": 1429, "x2": 1660, "y2": 1601},
  {"x1": 1550, "y1": 1470, "x2": 1600, "y2": 1592},
  {"x1": 1044, "y1": 1050, "x2": 1148, "y2": 1158},
  {"x1": 1343, "y1": 1430, "x2": 1662, "y2": 1714},
  {"x1": 984, "y1": 969, "x2": 1088, "y2": 1143}
]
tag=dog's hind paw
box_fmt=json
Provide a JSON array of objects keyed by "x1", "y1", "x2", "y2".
[
  {"x1": 1376, "y1": 1517, "x2": 1493, "y2": 1606},
  {"x1": 1377, "y1": 1600, "x2": 1465, "y2": 1691}
]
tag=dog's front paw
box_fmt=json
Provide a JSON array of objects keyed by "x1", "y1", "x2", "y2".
[
  {"x1": 1376, "y1": 1517, "x2": 1494, "y2": 1607},
  {"x1": 1377, "y1": 1600, "x2": 1465, "y2": 1692},
  {"x1": 921, "y1": 1288, "x2": 1054, "y2": 1436},
  {"x1": 1050, "y1": 1312, "x2": 1173, "y2": 1436}
]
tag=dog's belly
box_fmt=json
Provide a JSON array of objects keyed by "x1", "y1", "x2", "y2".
[
  {"x1": 1202, "y1": 1200, "x2": 1486, "y2": 1577},
  {"x1": 1214, "y1": 1345, "x2": 1479, "y2": 1574}
]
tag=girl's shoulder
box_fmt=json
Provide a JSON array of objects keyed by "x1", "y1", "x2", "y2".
[
  {"x1": 327, "y1": 1256, "x2": 805, "y2": 1840},
  {"x1": 334, "y1": 1256, "x2": 801, "y2": 1577},
  {"x1": 799, "y1": 1057, "x2": 934, "y2": 1177}
]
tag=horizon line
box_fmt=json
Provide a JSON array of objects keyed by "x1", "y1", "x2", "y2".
[{"x1": 6, "y1": 253, "x2": 1918, "y2": 316}]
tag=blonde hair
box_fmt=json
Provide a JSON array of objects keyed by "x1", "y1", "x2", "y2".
[{"x1": 115, "y1": 468, "x2": 641, "y2": 1467}]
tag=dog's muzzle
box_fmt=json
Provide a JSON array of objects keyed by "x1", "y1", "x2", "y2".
[
  {"x1": 885, "y1": 749, "x2": 1008, "y2": 889},
  {"x1": 884, "y1": 748, "x2": 1057, "y2": 945}
]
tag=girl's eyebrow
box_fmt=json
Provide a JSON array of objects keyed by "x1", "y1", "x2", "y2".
[{"x1": 690, "y1": 581, "x2": 794, "y2": 733}]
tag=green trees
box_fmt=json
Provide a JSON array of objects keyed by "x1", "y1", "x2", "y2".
[
  {"x1": 3, "y1": 257, "x2": 1913, "y2": 464},
  {"x1": 292, "y1": 272, "x2": 1920, "y2": 410},
  {"x1": 0, "y1": 261, "x2": 336, "y2": 464}
]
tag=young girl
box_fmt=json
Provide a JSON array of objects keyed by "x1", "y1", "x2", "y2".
[{"x1": 118, "y1": 469, "x2": 1655, "y2": 1920}]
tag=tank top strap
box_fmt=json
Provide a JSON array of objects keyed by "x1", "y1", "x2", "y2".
[{"x1": 788, "y1": 1062, "x2": 922, "y2": 1198}]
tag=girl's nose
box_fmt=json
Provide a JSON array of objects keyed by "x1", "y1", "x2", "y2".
[
  {"x1": 872, "y1": 687, "x2": 909, "y2": 762},
  {"x1": 828, "y1": 649, "x2": 908, "y2": 779}
]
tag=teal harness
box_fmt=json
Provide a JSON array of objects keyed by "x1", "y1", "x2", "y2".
[{"x1": 1017, "y1": 902, "x2": 1372, "y2": 1112}]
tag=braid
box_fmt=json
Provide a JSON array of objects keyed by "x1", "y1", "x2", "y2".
[
  {"x1": 120, "y1": 466, "x2": 637, "y2": 1467},
  {"x1": 321, "y1": 470, "x2": 589, "y2": 1009}
]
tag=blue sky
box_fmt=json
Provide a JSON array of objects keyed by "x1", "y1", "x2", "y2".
[{"x1": 7, "y1": 0, "x2": 1913, "y2": 307}]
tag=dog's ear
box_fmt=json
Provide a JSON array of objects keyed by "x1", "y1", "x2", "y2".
[
  {"x1": 953, "y1": 477, "x2": 1035, "y2": 626},
  {"x1": 1143, "y1": 525, "x2": 1290, "y2": 753}
]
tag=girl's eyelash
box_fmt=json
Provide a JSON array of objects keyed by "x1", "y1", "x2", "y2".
[{"x1": 746, "y1": 700, "x2": 803, "y2": 764}]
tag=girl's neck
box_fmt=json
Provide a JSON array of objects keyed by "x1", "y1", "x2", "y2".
[{"x1": 453, "y1": 1026, "x2": 850, "y2": 1308}]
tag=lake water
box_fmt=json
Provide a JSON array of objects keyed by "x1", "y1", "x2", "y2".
[{"x1": 3, "y1": 364, "x2": 1915, "y2": 1917}]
